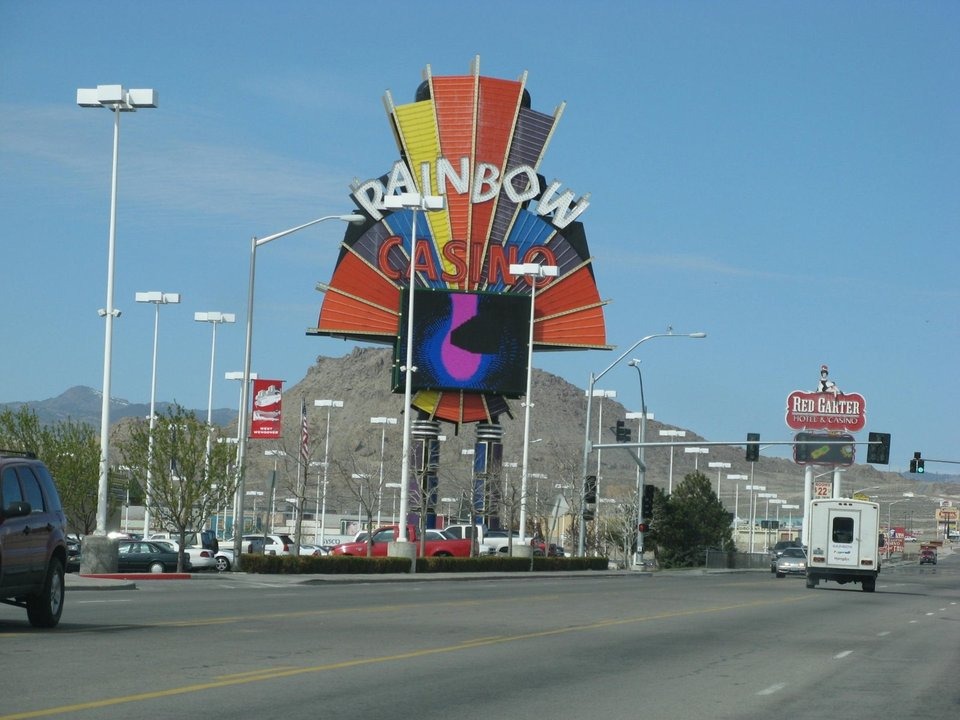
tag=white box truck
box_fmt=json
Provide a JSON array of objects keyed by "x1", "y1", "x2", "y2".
[{"x1": 806, "y1": 498, "x2": 883, "y2": 592}]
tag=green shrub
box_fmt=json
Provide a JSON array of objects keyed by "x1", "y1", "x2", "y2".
[{"x1": 237, "y1": 553, "x2": 608, "y2": 574}]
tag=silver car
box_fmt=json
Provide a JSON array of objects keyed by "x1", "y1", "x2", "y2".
[{"x1": 775, "y1": 547, "x2": 807, "y2": 578}]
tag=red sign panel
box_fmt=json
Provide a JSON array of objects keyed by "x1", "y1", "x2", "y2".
[
  {"x1": 785, "y1": 391, "x2": 866, "y2": 432},
  {"x1": 250, "y1": 379, "x2": 283, "y2": 439}
]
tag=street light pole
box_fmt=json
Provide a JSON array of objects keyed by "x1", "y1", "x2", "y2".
[
  {"x1": 626, "y1": 358, "x2": 652, "y2": 566},
  {"x1": 195, "y1": 311, "x2": 235, "y2": 479},
  {"x1": 708, "y1": 461, "x2": 731, "y2": 503},
  {"x1": 659, "y1": 429, "x2": 686, "y2": 493},
  {"x1": 315, "y1": 400, "x2": 344, "y2": 543},
  {"x1": 232, "y1": 213, "x2": 364, "y2": 568},
  {"x1": 135, "y1": 291, "x2": 180, "y2": 538},
  {"x1": 508, "y1": 262, "x2": 558, "y2": 548},
  {"x1": 578, "y1": 330, "x2": 706, "y2": 555},
  {"x1": 382, "y1": 192, "x2": 444, "y2": 550},
  {"x1": 370, "y1": 416, "x2": 397, "y2": 526},
  {"x1": 78, "y1": 84, "x2": 157, "y2": 535}
]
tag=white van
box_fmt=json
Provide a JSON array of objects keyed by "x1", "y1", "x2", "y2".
[{"x1": 806, "y1": 498, "x2": 882, "y2": 592}]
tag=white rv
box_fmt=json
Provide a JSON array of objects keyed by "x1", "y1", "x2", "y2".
[{"x1": 806, "y1": 498, "x2": 882, "y2": 592}]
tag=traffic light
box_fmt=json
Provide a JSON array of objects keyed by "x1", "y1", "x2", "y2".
[
  {"x1": 910, "y1": 451, "x2": 924, "y2": 474},
  {"x1": 641, "y1": 484, "x2": 655, "y2": 518},
  {"x1": 584, "y1": 475, "x2": 597, "y2": 504},
  {"x1": 583, "y1": 475, "x2": 597, "y2": 520},
  {"x1": 615, "y1": 420, "x2": 631, "y2": 443},
  {"x1": 866, "y1": 432, "x2": 891, "y2": 464},
  {"x1": 745, "y1": 433, "x2": 760, "y2": 462}
]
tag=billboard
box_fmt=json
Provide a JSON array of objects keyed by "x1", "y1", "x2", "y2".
[
  {"x1": 392, "y1": 289, "x2": 530, "y2": 396},
  {"x1": 310, "y1": 58, "x2": 609, "y2": 425}
]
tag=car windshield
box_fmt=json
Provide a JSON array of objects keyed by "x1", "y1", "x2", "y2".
[{"x1": 781, "y1": 548, "x2": 806, "y2": 558}]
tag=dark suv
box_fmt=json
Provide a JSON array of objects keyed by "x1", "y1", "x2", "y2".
[{"x1": 0, "y1": 450, "x2": 68, "y2": 627}]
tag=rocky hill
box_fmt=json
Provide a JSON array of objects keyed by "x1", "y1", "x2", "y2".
[{"x1": 7, "y1": 347, "x2": 957, "y2": 533}]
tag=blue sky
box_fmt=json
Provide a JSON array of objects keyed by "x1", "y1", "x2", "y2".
[{"x1": 1, "y1": 1, "x2": 956, "y2": 470}]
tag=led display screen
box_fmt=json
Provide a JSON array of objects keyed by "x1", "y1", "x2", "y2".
[{"x1": 392, "y1": 289, "x2": 530, "y2": 397}]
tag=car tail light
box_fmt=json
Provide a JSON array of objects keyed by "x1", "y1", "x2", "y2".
[{"x1": 199, "y1": 550, "x2": 212, "y2": 558}]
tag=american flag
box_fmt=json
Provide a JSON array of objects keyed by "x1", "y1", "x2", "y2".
[{"x1": 299, "y1": 395, "x2": 309, "y2": 466}]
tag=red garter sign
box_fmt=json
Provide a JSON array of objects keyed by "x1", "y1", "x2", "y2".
[{"x1": 785, "y1": 365, "x2": 866, "y2": 432}]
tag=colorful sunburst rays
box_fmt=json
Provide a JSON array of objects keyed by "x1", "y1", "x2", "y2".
[{"x1": 313, "y1": 61, "x2": 608, "y2": 424}]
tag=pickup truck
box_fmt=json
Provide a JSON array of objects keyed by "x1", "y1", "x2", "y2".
[{"x1": 330, "y1": 525, "x2": 472, "y2": 558}]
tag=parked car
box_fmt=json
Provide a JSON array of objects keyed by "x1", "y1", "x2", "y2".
[
  {"x1": 116, "y1": 540, "x2": 188, "y2": 573},
  {"x1": 774, "y1": 547, "x2": 807, "y2": 578},
  {"x1": 919, "y1": 547, "x2": 937, "y2": 565},
  {"x1": 66, "y1": 537, "x2": 82, "y2": 573},
  {"x1": 148, "y1": 538, "x2": 215, "y2": 571},
  {"x1": 0, "y1": 450, "x2": 68, "y2": 627},
  {"x1": 244, "y1": 533, "x2": 294, "y2": 556}
]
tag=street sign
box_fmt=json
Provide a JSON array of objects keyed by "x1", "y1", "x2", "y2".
[{"x1": 794, "y1": 431, "x2": 856, "y2": 466}]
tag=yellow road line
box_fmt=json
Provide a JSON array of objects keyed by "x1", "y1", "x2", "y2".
[{"x1": 0, "y1": 594, "x2": 811, "y2": 720}]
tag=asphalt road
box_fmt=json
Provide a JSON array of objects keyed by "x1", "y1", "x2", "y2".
[{"x1": 1, "y1": 559, "x2": 957, "y2": 720}]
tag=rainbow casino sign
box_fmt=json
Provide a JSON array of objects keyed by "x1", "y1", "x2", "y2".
[{"x1": 309, "y1": 58, "x2": 609, "y2": 429}]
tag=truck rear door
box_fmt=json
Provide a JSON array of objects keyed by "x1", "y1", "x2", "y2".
[{"x1": 827, "y1": 507, "x2": 860, "y2": 566}]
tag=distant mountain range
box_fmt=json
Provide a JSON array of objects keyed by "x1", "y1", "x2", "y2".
[{"x1": 0, "y1": 385, "x2": 236, "y2": 428}]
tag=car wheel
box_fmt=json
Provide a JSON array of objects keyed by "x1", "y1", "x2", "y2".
[
  {"x1": 434, "y1": 551, "x2": 453, "y2": 557},
  {"x1": 775, "y1": 571, "x2": 785, "y2": 578},
  {"x1": 149, "y1": 562, "x2": 165, "y2": 574},
  {"x1": 26, "y1": 558, "x2": 65, "y2": 628},
  {"x1": 805, "y1": 575, "x2": 817, "y2": 589},
  {"x1": 215, "y1": 556, "x2": 231, "y2": 572},
  {"x1": 862, "y1": 577, "x2": 876, "y2": 592}
]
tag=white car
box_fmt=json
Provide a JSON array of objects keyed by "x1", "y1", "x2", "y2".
[{"x1": 243, "y1": 533, "x2": 294, "y2": 556}]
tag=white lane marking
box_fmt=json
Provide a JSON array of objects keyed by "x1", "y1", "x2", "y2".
[
  {"x1": 926, "y1": 612, "x2": 935, "y2": 616},
  {"x1": 74, "y1": 599, "x2": 133, "y2": 604},
  {"x1": 877, "y1": 631, "x2": 891, "y2": 637},
  {"x1": 757, "y1": 683, "x2": 786, "y2": 696},
  {"x1": 909, "y1": 620, "x2": 919, "y2": 624},
  {"x1": 835, "y1": 650, "x2": 853, "y2": 659}
]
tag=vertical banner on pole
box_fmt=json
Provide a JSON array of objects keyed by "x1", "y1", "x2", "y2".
[{"x1": 250, "y1": 379, "x2": 283, "y2": 439}]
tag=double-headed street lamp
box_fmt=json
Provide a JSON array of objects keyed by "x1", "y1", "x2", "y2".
[
  {"x1": 135, "y1": 291, "x2": 180, "y2": 537},
  {"x1": 314, "y1": 400, "x2": 344, "y2": 542},
  {"x1": 382, "y1": 192, "x2": 445, "y2": 551},
  {"x1": 659, "y1": 429, "x2": 686, "y2": 492},
  {"x1": 232, "y1": 213, "x2": 364, "y2": 567},
  {"x1": 708, "y1": 461, "x2": 731, "y2": 501},
  {"x1": 370, "y1": 416, "x2": 397, "y2": 525},
  {"x1": 626, "y1": 358, "x2": 654, "y2": 566},
  {"x1": 685, "y1": 446, "x2": 709, "y2": 470},
  {"x1": 78, "y1": 84, "x2": 158, "y2": 536},
  {"x1": 508, "y1": 261, "x2": 559, "y2": 548},
  {"x1": 578, "y1": 330, "x2": 706, "y2": 555},
  {"x1": 196, "y1": 311, "x2": 235, "y2": 473}
]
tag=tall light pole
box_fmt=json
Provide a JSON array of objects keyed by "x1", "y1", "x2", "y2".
[
  {"x1": 659, "y1": 429, "x2": 686, "y2": 493},
  {"x1": 195, "y1": 311, "x2": 235, "y2": 476},
  {"x1": 745, "y1": 484, "x2": 765, "y2": 553},
  {"x1": 382, "y1": 191, "x2": 445, "y2": 551},
  {"x1": 727, "y1": 473, "x2": 749, "y2": 534},
  {"x1": 314, "y1": 400, "x2": 344, "y2": 543},
  {"x1": 508, "y1": 262, "x2": 558, "y2": 548},
  {"x1": 135, "y1": 291, "x2": 180, "y2": 537},
  {"x1": 685, "y1": 446, "x2": 709, "y2": 470},
  {"x1": 578, "y1": 330, "x2": 706, "y2": 555},
  {"x1": 626, "y1": 358, "x2": 653, "y2": 566},
  {"x1": 78, "y1": 84, "x2": 157, "y2": 536},
  {"x1": 370, "y1": 416, "x2": 398, "y2": 526},
  {"x1": 232, "y1": 212, "x2": 364, "y2": 568},
  {"x1": 708, "y1": 461, "x2": 731, "y2": 503},
  {"x1": 590, "y1": 388, "x2": 616, "y2": 550},
  {"x1": 225, "y1": 370, "x2": 256, "y2": 538}
]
